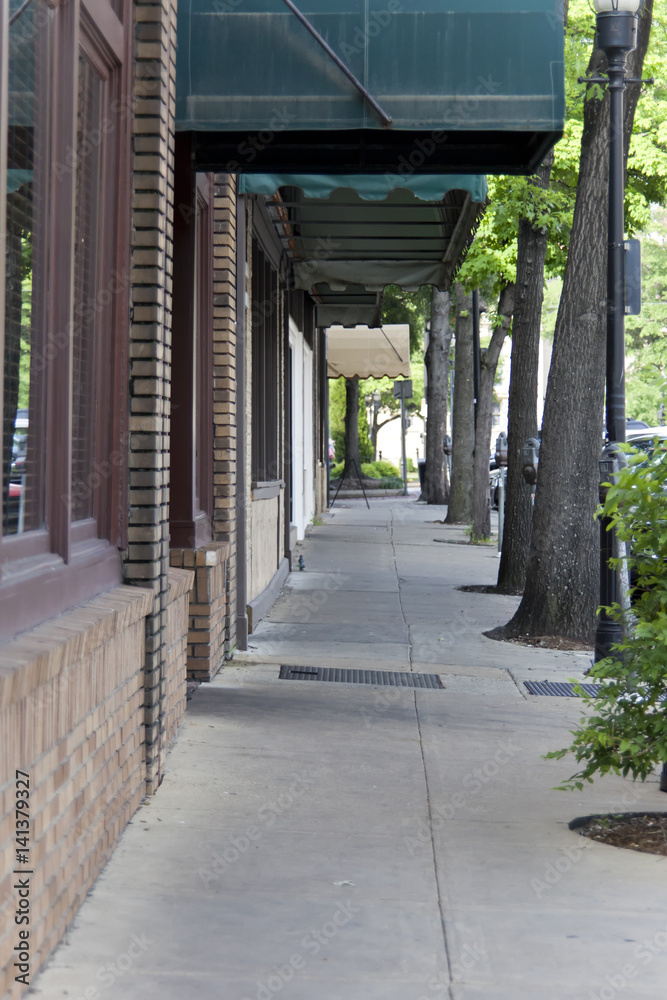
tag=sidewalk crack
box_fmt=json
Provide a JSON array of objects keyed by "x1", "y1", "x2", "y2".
[{"x1": 390, "y1": 507, "x2": 454, "y2": 996}]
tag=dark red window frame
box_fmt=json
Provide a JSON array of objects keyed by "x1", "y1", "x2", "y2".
[
  {"x1": 0, "y1": 0, "x2": 131, "y2": 642},
  {"x1": 170, "y1": 132, "x2": 214, "y2": 549}
]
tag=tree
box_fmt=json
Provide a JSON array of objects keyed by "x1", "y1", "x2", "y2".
[
  {"x1": 423, "y1": 288, "x2": 452, "y2": 505},
  {"x1": 471, "y1": 284, "x2": 515, "y2": 540},
  {"x1": 361, "y1": 360, "x2": 425, "y2": 460},
  {"x1": 381, "y1": 284, "x2": 431, "y2": 355},
  {"x1": 343, "y1": 377, "x2": 362, "y2": 479},
  {"x1": 328, "y1": 377, "x2": 372, "y2": 469},
  {"x1": 328, "y1": 283, "x2": 429, "y2": 474},
  {"x1": 497, "y1": 153, "x2": 555, "y2": 591},
  {"x1": 490, "y1": 1, "x2": 655, "y2": 643},
  {"x1": 446, "y1": 284, "x2": 474, "y2": 523}
]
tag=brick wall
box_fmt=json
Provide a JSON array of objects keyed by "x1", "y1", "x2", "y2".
[
  {"x1": 211, "y1": 175, "x2": 238, "y2": 656},
  {"x1": 126, "y1": 0, "x2": 181, "y2": 793},
  {"x1": 170, "y1": 542, "x2": 230, "y2": 680},
  {"x1": 0, "y1": 586, "x2": 153, "y2": 1000},
  {"x1": 159, "y1": 569, "x2": 193, "y2": 773}
]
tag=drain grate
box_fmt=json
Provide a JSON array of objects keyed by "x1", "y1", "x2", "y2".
[
  {"x1": 279, "y1": 665, "x2": 444, "y2": 689},
  {"x1": 524, "y1": 680, "x2": 601, "y2": 698}
]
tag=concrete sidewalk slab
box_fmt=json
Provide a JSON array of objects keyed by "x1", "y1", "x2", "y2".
[{"x1": 29, "y1": 496, "x2": 667, "y2": 1000}]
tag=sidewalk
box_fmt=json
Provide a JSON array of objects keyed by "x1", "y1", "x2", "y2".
[{"x1": 28, "y1": 497, "x2": 667, "y2": 1000}]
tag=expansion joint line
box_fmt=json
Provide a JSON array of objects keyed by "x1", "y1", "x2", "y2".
[{"x1": 389, "y1": 506, "x2": 454, "y2": 994}]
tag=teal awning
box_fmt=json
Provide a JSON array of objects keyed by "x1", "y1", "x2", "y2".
[
  {"x1": 253, "y1": 174, "x2": 486, "y2": 325},
  {"x1": 177, "y1": 0, "x2": 564, "y2": 174},
  {"x1": 239, "y1": 173, "x2": 487, "y2": 204}
]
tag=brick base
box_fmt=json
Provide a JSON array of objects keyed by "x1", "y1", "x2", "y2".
[
  {"x1": 0, "y1": 585, "x2": 153, "y2": 999},
  {"x1": 169, "y1": 542, "x2": 230, "y2": 680}
]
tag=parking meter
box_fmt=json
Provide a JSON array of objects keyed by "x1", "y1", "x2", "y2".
[
  {"x1": 521, "y1": 437, "x2": 540, "y2": 485},
  {"x1": 495, "y1": 432, "x2": 508, "y2": 468}
]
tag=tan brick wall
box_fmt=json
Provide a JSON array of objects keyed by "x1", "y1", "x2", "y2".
[
  {"x1": 169, "y1": 542, "x2": 230, "y2": 680},
  {"x1": 126, "y1": 0, "x2": 180, "y2": 791},
  {"x1": 0, "y1": 586, "x2": 153, "y2": 1000},
  {"x1": 159, "y1": 569, "x2": 193, "y2": 777},
  {"x1": 211, "y1": 175, "x2": 238, "y2": 656}
]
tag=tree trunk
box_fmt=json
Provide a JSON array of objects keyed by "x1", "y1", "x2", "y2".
[
  {"x1": 370, "y1": 410, "x2": 379, "y2": 459},
  {"x1": 496, "y1": 152, "x2": 554, "y2": 593},
  {"x1": 446, "y1": 284, "x2": 474, "y2": 523},
  {"x1": 343, "y1": 376, "x2": 362, "y2": 482},
  {"x1": 423, "y1": 288, "x2": 452, "y2": 505},
  {"x1": 471, "y1": 283, "x2": 515, "y2": 540},
  {"x1": 489, "y1": 4, "x2": 653, "y2": 641}
]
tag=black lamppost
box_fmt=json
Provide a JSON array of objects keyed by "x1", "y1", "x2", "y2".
[{"x1": 593, "y1": 0, "x2": 642, "y2": 662}]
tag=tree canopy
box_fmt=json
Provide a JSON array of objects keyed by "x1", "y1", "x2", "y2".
[{"x1": 457, "y1": 1, "x2": 667, "y2": 302}]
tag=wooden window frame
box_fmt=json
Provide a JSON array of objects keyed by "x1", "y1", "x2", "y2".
[
  {"x1": 0, "y1": 0, "x2": 131, "y2": 641},
  {"x1": 195, "y1": 176, "x2": 213, "y2": 526},
  {"x1": 251, "y1": 235, "x2": 281, "y2": 487},
  {"x1": 170, "y1": 134, "x2": 213, "y2": 549}
]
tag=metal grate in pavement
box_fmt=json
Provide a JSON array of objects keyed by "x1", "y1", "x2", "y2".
[
  {"x1": 279, "y1": 665, "x2": 444, "y2": 688},
  {"x1": 524, "y1": 680, "x2": 601, "y2": 698}
]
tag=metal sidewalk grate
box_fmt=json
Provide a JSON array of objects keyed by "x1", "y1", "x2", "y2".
[
  {"x1": 524, "y1": 680, "x2": 601, "y2": 698},
  {"x1": 279, "y1": 665, "x2": 444, "y2": 689}
]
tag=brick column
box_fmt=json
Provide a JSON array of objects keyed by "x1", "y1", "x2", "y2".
[
  {"x1": 212, "y1": 175, "x2": 238, "y2": 656},
  {"x1": 126, "y1": 0, "x2": 180, "y2": 794}
]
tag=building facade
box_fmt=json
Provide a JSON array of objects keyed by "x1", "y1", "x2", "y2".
[{"x1": 0, "y1": 0, "x2": 564, "y2": 992}]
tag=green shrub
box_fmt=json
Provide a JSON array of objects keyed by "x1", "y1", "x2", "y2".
[
  {"x1": 362, "y1": 460, "x2": 401, "y2": 479},
  {"x1": 546, "y1": 442, "x2": 667, "y2": 789},
  {"x1": 330, "y1": 461, "x2": 345, "y2": 480}
]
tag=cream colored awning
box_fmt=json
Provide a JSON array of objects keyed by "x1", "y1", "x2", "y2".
[{"x1": 326, "y1": 325, "x2": 410, "y2": 380}]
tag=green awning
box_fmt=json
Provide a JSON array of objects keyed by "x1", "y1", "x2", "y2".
[
  {"x1": 239, "y1": 173, "x2": 487, "y2": 204},
  {"x1": 255, "y1": 174, "x2": 485, "y2": 325},
  {"x1": 176, "y1": 0, "x2": 564, "y2": 174}
]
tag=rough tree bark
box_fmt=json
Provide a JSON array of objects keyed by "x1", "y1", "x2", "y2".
[
  {"x1": 489, "y1": 4, "x2": 653, "y2": 641},
  {"x1": 446, "y1": 284, "x2": 474, "y2": 523},
  {"x1": 423, "y1": 288, "x2": 452, "y2": 505},
  {"x1": 371, "y1": 412, "x2": 399, "y2": 459},
  {"x1": 343, "y1": 376, "x2": 362, "y2": 482},
  {"x1": 471, "y1": 283, "x2": 515, "y2": 540},
  {"x1": 496, "y1": 152, "x2": 554, "y2": 593}
]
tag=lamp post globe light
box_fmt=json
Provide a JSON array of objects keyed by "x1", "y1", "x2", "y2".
[{"x1": 593, "y1": 0, "x2": 642, "y2": 662}]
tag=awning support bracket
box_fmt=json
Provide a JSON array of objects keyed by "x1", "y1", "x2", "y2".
[{"x1": 280, "y1": 0, "x2": 393, "y2": 128}]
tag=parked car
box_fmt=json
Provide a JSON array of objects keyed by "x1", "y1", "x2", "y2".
[{"x1": 625, "y1": 425, "x2": 667, "y2": 456}]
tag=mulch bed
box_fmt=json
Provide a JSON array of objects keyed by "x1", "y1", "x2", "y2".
[
  {"x1": 572, "y1": 813, "x2": 667, "y2": 856},
  {"x1": 483, "y1": 628, "x2": 592, "y2": 652},
  {"x1": 459, "y1": 584, "x2": 507, "y2": 595}
]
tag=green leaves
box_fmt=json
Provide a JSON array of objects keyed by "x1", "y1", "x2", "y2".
[{"x1": 547, "y1": 443, "x2": 667, "y2": 789}]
